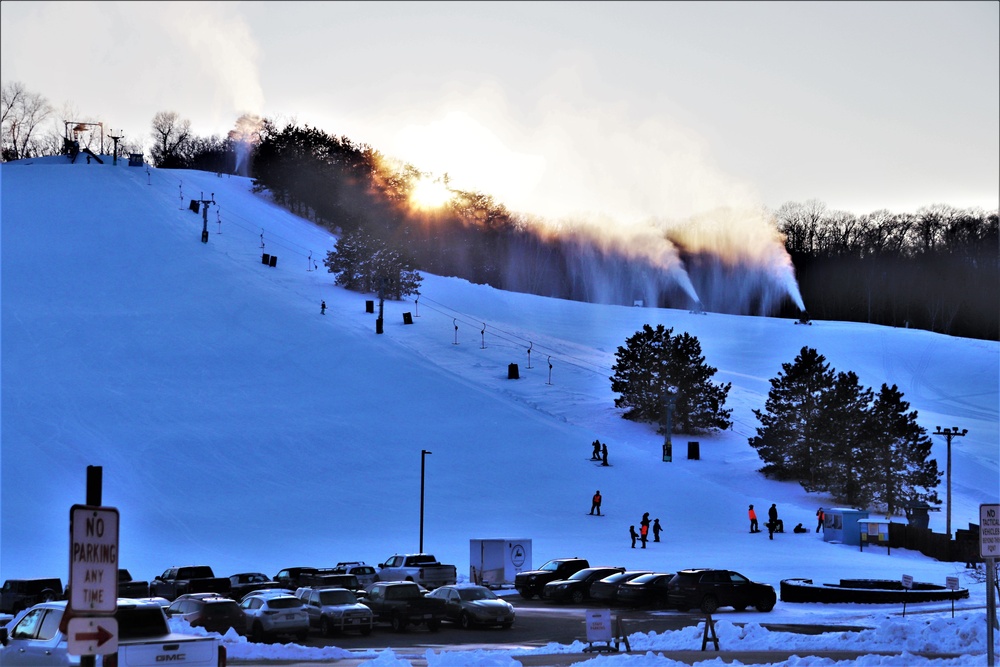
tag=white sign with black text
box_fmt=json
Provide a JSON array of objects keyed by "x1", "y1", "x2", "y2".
[
  {"x1": 981, "y1": 503, "x2": 999, "y2": 559},
  {"x1": 69, "y1": 504, "x2": 119, "y2": 614}
]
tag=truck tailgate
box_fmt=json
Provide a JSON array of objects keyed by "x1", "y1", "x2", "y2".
[{"x1": 118, "y1": 634, "x2": 218, "y2": 666}]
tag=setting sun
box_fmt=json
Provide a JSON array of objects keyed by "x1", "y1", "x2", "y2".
[{"x1": 410, "y1": 176, "x2": 453, "y2": 211}]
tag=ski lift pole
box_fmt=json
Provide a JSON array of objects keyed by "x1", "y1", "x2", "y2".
[
  {"x1": 307, "y1": 251, "x2": 313, "y2": 271},
  {"x1": 547, "y1": 356, "x2": 553, "y2": 385},
  {"x1": 481, "y1": 323, "x2": 486, "y2": 349},
  {"x1": 453, "y1": 319, "x2": 459, "y2": 345},
  {"x1": 527, "y1": 342, "x2": 533, "y2": 369}
]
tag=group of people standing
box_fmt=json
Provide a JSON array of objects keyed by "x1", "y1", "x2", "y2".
[
  {"x1": 590, "y1": 439, "x2": 609, "y2": 466},
  {"x1": 748, "y1": 504, "x2": 826, "y2": 539},
  {"x1": 629, "y1": 512, "x2": 661, "y2": 548}
]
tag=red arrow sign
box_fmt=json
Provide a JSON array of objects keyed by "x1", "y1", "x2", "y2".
[{"x1": 74, "y1": 624, "x2": 113, "y2": 647}]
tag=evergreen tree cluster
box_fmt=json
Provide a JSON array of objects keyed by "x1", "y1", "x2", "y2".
[
  {"x1": 609, "y1": 324, "x2": 732, "y2": 434},
  {"x1": 749, "y1": 346, "x2": 941, "y2": 513},
  {"x1": 324, "y1": 229, "x2": 422, "y2": 299}
]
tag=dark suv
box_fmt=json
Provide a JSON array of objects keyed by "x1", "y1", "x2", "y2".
[
  {"x1": 166, "y1": 593, "x2": 246, "y2": 634},
  {"x1": 0, "y1": 578, "x2": 63, "y2": 614},
  {"x1": 667, "y1": 569, "x2": 776, "y2": 613},
  {"x1": 514, "y1": 558, "x2": 589, "y2": 600}
]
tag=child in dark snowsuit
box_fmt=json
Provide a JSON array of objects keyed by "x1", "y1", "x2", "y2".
[
  {"x1": 652, "y1": 518, "x2": 662, "y2": 542},
  {"x1": 629, "y1": 525, "x2": 638, "y2": 548}
]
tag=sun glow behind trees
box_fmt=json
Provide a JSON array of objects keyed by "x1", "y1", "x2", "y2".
[{"x1": 409, "y1": 175, "x2": 453, "y2": 211}]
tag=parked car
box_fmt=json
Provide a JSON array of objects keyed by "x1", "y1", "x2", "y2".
[
  {"x1": 229, "y1": 572, "x2": 283, "y2": 599},
  {"x1": 239, "y1": 590, "x2": 310, "y2": 642},
  {"x1": 0, "y1": 578, "x2": 63, "y2": 614},
  {"x1": 514, "y1": 558, "x2": 590, "y2": 600},
  {"x1": 667, "y1": 568, "x2": 777, "y2": 613},
  {"x1": 425, "y1": 584, "x2": 515, "y2": 629},
  {"x1": 274, "y1": 567, "x2": 319, "y2": 590},
  {"x1": 333, "y1": 562, "x2": 378, "y2": 588},
  {"x1": 589, "y1": 570, "x2": 653, "y2": 605},
  {"x1": 299, "y1": 570, "x2": 366, "y2": 596},
  {"x1": 166, "y1": 593, "x2": 246, "y2": 634},
  {"x1": 616, "y1": 572, "x2": 675, "y2": 608},
  {"x1": 295, "y1": 586, "x2": 374, "y2": 636},
  {"x1": 360, "y1": 581, "x2": 447, "y2": 632},
  {"x1": 542, "y1": 567, "x2": 625, "y2": 604}
]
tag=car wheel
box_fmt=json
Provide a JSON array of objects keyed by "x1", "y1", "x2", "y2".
[
  {"x1": 390, "y1": 614, "x2": 407, "y2": 632},
  {"x1": 320, "y1": 617, "x2": 333, "y2": 637},
  {"x1": 40, "y1": 589, "x2": 57, "y2": 603},
  {"x1": 427, "y1": 619, "x2": 441, "y2": 631},
  {"x1": 571, "y1": 590, "x2": 585, "y2": 605},
  {"x1": 755, "y1": 594, "x2": 776, "y2": 612},
  {"x1": 459, "y1": 612, "x2": 473, "y2": 630},
  {"x1": 251, "y1": 622, "x2": 266, "y2": 643},
  {"x1": 519, "y1": 590, "x2": 534, "y2": 600},
  {"x1": 700, "y1": 595, "x2": 719, "y2": 614}
]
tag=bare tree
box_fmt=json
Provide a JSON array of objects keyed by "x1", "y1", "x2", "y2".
[
  {"x1": 1, "y1": 81, "x2": 53, "y2": 161},
  {"x1": 150, "y1": 111, "x2": 192, "y2": 167}
]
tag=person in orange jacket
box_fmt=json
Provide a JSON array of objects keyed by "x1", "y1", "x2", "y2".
[
  {"x1": 749, "y1": 504, "x2": 760, "y2": 533},
  {"x1": 590, "y1": 490, "x2": 602, "y2": 515}
]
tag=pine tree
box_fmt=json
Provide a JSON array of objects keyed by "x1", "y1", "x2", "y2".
[
  {"x1": 812, "y1": 370, "x2": 873, "y2": 504},
  {"x1": 610, "y1": 324, "x2": 731, "y2": 433},
  {"x1": 325, "y1": 230, "x2": 422, "y2": 298},
  {"x1": 749, "y1": 347, "x2": 835, "y2": 482},
  {"x1": 861, "y1": 384, "x2": 941, "y2": 514}
]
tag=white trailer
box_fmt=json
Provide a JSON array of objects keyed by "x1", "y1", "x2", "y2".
[{"x1": 469, "y1": 539, "x2": 532, "y2": 588}]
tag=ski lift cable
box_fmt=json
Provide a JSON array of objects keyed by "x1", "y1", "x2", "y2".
[
  {"x1": 414, "y1": 296, "x2": 612, "y2": 377},
  {"x1": 141, "y1": 168, "x2": 323, "y2": 262}
]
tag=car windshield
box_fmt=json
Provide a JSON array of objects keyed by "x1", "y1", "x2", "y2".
[
  {"x1": 352, "y1": 567, "x2": 375, "y2": 575},
  {"x1": 319, "y1": 590, "x2": 356, "y2": 605},
  {"x1": 457, "y1": 587, "x2": 497, "y2": 601},
  {"x1": 266, "y1": 597, "x2": 302, "y2": 609},
  {"x1": 539, "y1": 561, "x2": 563, "y2": 572}
]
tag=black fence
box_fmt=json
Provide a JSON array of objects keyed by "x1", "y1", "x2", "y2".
[{"x1": 888, "y1": 523, "x2": 980, "y2": 564}]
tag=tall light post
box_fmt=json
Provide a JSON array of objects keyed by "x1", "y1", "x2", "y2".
[
  {"x1": 419, "y1": 449, "x2": 432, "y2": 553},
  {"x1": 933, "y1": 426, "x2": 967, "y2": 538}
]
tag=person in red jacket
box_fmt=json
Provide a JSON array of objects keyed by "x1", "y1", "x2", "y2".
[
  {"x1": 816, "y1": 507, "x2": 825, "y2": 532},
  {"x1": 749, "y1": 504, "x2": 760, "y2": 533}
]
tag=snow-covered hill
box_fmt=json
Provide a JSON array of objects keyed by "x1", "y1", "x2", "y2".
[{"x1": 2, "y1": 156, "x2": 997, "y2": 613}]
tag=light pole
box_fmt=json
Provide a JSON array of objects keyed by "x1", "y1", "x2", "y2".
[
  {"x1": 419, "y1": 449, "x2": 432, "y2": 553},
  {"x1": 933, "y1": 426, "x2": 967, "y2": 538}
]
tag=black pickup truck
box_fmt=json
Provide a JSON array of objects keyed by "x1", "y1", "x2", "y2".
[
  {"x1": 514, "y1": 557, "x2": 590, "y2": 600},
  {"x1": 149, "y1": 566, "x2": 231, "y2": 601},
  {"x1": 360, "y1": 581, "x2": 446, "y2": 632}
]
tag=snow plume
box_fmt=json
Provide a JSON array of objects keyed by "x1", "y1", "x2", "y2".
[
  {"x1": 500, "y1": 214, "x2": 700, "y2": 309},
  {"x1": 664, "y1": 207, "x2": 806, "y2": 314}
]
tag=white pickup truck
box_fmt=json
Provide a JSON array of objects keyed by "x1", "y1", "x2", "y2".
[
  {"x1": 0, "y1": 598, "x2": 225, "y2": 666},
  {"x1": 375, "y1": 553, "x2": 457, "y2": 590}
]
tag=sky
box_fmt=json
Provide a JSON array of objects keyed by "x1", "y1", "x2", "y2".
[
  {"x1": 2, "y1": 1, "x2": 998, "y2": 224},
  {"x1": 1, "y1": 155, "x2": 998, "y2": 665}
]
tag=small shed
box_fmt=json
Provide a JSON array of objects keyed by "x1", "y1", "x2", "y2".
[
  {"x1": 469, "y1": 539, "x2": 531, "y2": 588},
  {"x1": 822, "y1": 508, "x2": 870, "y2": 546}
]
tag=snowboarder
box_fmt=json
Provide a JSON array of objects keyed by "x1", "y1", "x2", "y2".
[
  {"x1": 749, "y1": 504, "x2": 760, "y2": 533},
  {"x1": 590, "y1": 490, "x2": 602, "y2": 515},
  {"x1": 768, "y1": 503, "x2": 783, "y2": 537},
  {"x1": 629, "y1": 525, "x2": 638, "y2": 548},
  {"x1": 652, "y1": 518, "x2": 662, "y2": 542},
  {"x1": 320, "y1": 300, "x2": 326, "y2": 315},
  {"x1": 816, "y1": 507, "x2": 825, "y2": 532},
  {"x1": 591, "y1": 440, "x2": 601, "y2": 460},
  {"x1": 601, "y1": 442, "x2": 609, "y2": 466},
  {"x1": 640, "y1": 512, "x2": 650, "y2": 548}
]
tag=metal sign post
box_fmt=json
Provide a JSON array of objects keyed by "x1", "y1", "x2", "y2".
[
  {"x1": 66, "y1": 466, "x2": 120, "y2": 662},
  {"x1": 981, "y1": 503, "x2": 999, "y2": 667}
]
